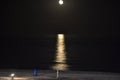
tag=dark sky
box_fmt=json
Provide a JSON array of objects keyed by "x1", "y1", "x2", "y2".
[
  {"x1": 1, "y1": 0, "x2": 119, "y2": 35},
  {"x1": 0, "y1": 0, "x2": 120, "y2": 71}
]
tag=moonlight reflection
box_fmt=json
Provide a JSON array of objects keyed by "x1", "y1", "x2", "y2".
[{"x1": 52, "y1": 34, "x2": 69, "y2": 71}]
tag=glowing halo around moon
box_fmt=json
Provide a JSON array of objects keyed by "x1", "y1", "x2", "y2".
[{"x1": 59, "y1": 0, "x2": 64, "y2": 5}]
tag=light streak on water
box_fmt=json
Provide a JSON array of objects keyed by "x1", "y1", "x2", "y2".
[{"x1": 52, "y1": 34, "x2": 69, "y2": 71}]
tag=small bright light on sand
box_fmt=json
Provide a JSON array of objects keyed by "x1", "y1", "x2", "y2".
[
  {"x1": 10, "y1": 73, "x2": 15, "y2": 77},
  {"x1": 59, "y1": 0, "x2": 63, "y2": 5}
]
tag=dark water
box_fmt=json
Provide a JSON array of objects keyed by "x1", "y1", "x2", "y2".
[{"x1": 1, "y1": 34, "x2": 120, "y2": 73}]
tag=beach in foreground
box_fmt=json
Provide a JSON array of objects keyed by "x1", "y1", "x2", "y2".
[{"x1": 0, "y1": 70, "x2": 120, "y2": 80}]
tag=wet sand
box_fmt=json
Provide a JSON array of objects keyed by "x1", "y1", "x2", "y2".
[{"x1": 0, "y1": 70, "x2": 120, "y2": 80}]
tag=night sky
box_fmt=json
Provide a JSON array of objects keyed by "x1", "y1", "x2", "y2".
[{"x1": 0, "y1": 0, "x2": 120, "y2": 72}]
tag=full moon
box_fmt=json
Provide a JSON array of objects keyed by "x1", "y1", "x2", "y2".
[{"x1": 59, "y1": 0, "x2": 63, "y2": 5}]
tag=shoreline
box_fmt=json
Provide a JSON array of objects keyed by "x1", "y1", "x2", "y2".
[{"x1": 0, "y1": 69, "x2": 120, "y2": 80}]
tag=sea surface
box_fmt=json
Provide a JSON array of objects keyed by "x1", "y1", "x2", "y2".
[{"x1": 1, "y1": 34, "x2": 120, "y2": 73}]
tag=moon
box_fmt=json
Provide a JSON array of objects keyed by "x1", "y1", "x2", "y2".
[{"x1": 59, "y1": 0, "x2": 63, "y2": 5}]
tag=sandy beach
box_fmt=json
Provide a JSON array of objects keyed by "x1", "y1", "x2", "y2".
[{"x1": 0, "y1": 70, "x2": 120, "y2": 80}]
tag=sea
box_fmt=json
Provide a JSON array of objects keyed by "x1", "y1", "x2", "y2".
[{"x1": 1, "y1": 34, "x2": 120, "y2": 73}]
